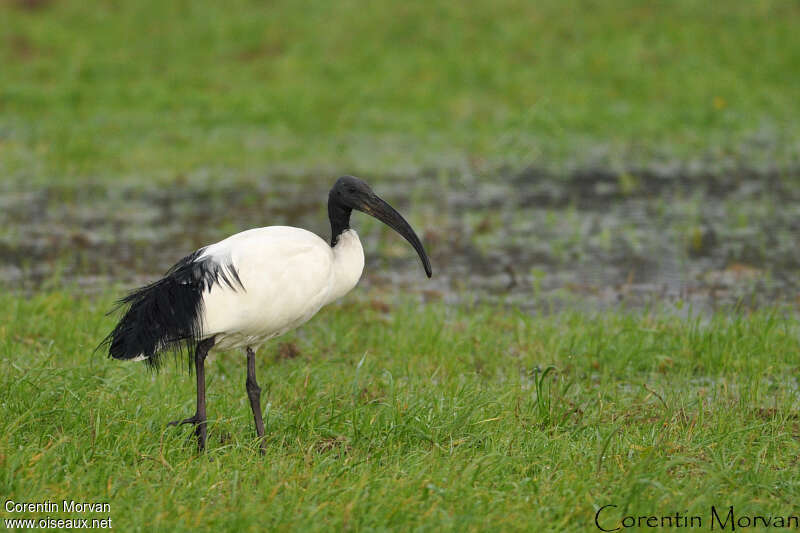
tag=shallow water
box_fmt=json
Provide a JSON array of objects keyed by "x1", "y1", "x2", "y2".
[{"x1": 1, "y1": 166, "x2": 798, "y2": 313}]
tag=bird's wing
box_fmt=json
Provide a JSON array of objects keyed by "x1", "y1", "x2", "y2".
[
  {"x1": 197, "y1": 226, "x2": 329, "y2": 289},
  {"x1": 197, "y1": 227, "x2": 336, "y2": 343}
]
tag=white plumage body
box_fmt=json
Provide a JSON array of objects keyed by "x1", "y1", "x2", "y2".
[{"x1": 197, "y1": 226, "x2": 364, "y2": 351}]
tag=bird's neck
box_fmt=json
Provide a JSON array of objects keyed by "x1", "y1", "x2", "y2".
[
  {"x1": 328, "y1": 196, "x2": 352, "y2": 247},
  {"x1": 328, "y1": 229, "x2": 365, "y2": 304}
]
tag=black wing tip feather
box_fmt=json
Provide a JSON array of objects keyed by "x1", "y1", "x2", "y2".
[{"x1": 101, "y1": 251, "x2": 243, "y2": 371}]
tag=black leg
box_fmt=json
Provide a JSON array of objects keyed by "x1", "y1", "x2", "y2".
[
  {"x1": 246, "y1": 346, "x2": 267, "y2": 454},
  {"x1": 168, "y1": 337, "x2": 215, "y2": 452}
]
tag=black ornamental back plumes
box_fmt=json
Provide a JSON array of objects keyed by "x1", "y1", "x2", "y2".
[{"x1": 101, "y1": 249, "x2": 243, "y2": 369}]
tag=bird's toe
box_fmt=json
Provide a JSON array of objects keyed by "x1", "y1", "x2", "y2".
[{"x1": 167, "y1": 414, "x2": 200, "y2": 427}]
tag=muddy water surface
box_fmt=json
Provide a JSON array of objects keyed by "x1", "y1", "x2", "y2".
[{"x1": 1, "y1": 168, "x2": 798, "y2": 313}]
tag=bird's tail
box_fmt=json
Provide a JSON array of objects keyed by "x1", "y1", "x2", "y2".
[{"x1": 99, "y1": 276, "x2": 205, "y2": 370}]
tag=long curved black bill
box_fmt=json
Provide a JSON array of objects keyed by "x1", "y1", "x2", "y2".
[{"x1": 358, "y1": 195, "x2": 432, "y2": 278}]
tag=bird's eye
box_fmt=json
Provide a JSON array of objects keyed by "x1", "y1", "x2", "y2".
[{"x1": 347, "y1": 187, "x2": 356, "y2": 193}]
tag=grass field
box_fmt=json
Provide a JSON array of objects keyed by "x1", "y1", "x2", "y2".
[
  {"x1": 2, "y1": 291, "x2": 799, "y2": 531},
  {"x1": 2, "y1": 0, "x2": 800, "y2": 530},
  {"x1": 2, "y1": 0, "x2": 800, "y2": 183}
]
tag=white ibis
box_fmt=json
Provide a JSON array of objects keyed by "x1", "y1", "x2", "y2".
[{"x1": 102, "y1": 176, "x2": 431, "y2": 452}]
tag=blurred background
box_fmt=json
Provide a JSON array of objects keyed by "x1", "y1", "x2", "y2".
[{"x1": 1, "y1": 0, "x2": 798, "y2": 313}]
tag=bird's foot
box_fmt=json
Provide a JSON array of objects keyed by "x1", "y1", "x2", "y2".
[
  {"x1": 167, "y1": 414, "x2": 200, "y2": 427},
  {"x1": 167, "y1": 414, "x2": 207, "y2": 451}
]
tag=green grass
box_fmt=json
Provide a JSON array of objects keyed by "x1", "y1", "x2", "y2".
[
  {"x1": 2, "y1": 290, "x2": 799, "y2": 531},
  {"x1": 2, "y1": 0, "x2": 800, "y2": 184},
  {"x1": 3, "y1": 1, "x2": 799, "y2": 530}
]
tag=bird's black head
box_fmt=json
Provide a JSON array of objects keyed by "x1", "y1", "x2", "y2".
[
  {"x1": 328, "y1": 175, "x2": 432, "y2": 278},
  {"x1": 329, "y1": 176, "x2": 375, "y2": 211}
]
